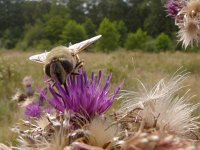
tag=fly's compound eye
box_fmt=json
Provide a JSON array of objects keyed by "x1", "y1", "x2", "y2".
[
  {"x1": 45, "y1": 63, "x2": 51, "y2": 77},
  {"x1": 60, "y1": 59, "x2": 74, "y2": 74}
]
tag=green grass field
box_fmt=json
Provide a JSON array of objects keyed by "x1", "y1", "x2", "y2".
[{"x1": 1, "y1": 50, "x2": 200, "y2": 143}]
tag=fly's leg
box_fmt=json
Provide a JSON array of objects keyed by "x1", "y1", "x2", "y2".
[
  {"x1": 71, "y1": 60, "x2": 84, "y2": 75},
  {"x1": 75, "y1": 61, "x2": 84, "y2": 69}
]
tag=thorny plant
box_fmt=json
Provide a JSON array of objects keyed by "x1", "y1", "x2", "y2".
[{"x1": 1, "y1": 68, "x2": 199, "y2": 150}]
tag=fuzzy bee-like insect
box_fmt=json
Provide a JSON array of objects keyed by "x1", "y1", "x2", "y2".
[{"x1": 29, "y1": 35, "x2": 102, "y2": 84}]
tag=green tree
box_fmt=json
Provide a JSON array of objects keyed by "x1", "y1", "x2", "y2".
[
  {"x1": 44, "y1": 16, "x2": 67, "y2": 44},
  {"x1": 17, "y1": 23, "x2": 47, "y2": 50},
  {"x1": 67, "y1": 0, "x2": 86, "y2": 23},
  {"x1": 48, "y1": 1, "x2": 69, "y2": 17},
  {"x1": 83, "y1": 18, "x2": 96, "y2": 38},
  {"x1": 60, "y1": 20, "x2": 87, "y2": 45},
  {"x1": 0, "y1": 0, "x2": 179, "y2": 50},
  {"x1": 0, "y1": 0, "x2": 25, "y2": 48},
  {"x1": 21, "y1": 0, "x2": 51, "y2": 25},
  {"x1": 97, "y1": 18, "x2": 120, "y2": 52},
  {"x1": 125, "y1": 28, "x2": 147, "y2": 50},
  {"x1": 83, "y1": 0, "x2": 129, "y2": 26},
  {"x1": 143, "y1": 0, "x2": 176, "y2": 37},
  {"x1": 114, "y1": 20, "x2": 127, "y2": 47},
  {"x1": 1, "y1": 29, "x2": 15, "y2": 49},
  {"x1": 155, "y1": 32, "x2": 172, "y2": 51},
  {"x1": 124, "y1": 0, "x2": 148, "y2": 31}
]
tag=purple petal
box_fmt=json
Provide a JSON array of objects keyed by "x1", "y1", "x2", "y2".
[
  {"x1": 44, "y1": 70, "x2": 122, "y2": 120},
  {"x1": 25, "y1": 102, "x2": 41, "y2": 118}
]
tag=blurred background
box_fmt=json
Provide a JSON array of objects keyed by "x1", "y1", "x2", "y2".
[
  {"x1": 0, "y1": 0, "x2": 190, "y2": 51},
  {"x1": 1, "y1": 0, "x2": 200, "y2": 144}
]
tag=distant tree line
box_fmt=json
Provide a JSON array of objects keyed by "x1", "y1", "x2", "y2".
[{"x1": 0, "y1": 0, "x2": 196, "y2": 51}]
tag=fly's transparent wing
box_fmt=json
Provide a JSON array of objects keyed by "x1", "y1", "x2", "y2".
[
  {"x1": 29, "y1": 52, "x2": 50, "y2": 63},
  {"x1": 69, "y1": 35, "x2": 102, "y2": 54},
  {"x1": 29, "y1": 35, "x2": 102, "y2": 63}
]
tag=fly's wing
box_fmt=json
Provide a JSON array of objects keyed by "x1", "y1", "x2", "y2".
[
  {"x1": 29, "y1": 35, "x2": 102, "y2": 63},
  {"x1": 69, "y1": 35, "x2": 102, "y2": 54},
  {"x1": 29, "y1": 52, "x2": 50, "y2": 63}
]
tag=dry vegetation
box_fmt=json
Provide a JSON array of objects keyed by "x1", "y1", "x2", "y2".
[{"x1": 0, "y1": 50, "x2": 200, "y2": 143}]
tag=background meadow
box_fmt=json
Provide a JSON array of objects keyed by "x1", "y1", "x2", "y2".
[{"x1": 1, "y1": 50, "x2": 200, "y2": 143}]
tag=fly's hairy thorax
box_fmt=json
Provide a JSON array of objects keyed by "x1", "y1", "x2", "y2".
[{"x1": 45, "y1": 46, "x2": 77, "y2": 66}]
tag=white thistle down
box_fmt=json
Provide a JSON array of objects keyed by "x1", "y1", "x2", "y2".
[
  {"x1": 177, "y1": 19, "x2": 200, "y2": 48},
  {"x1": 118, "y1": 70, "x2": 199, "y2": 138},
  {"x1": 119, "y1": 70, "x2": 189, "y2": 114},
  {"x1": 173, "y1": 0, "x2": 200, "y2": 48}
]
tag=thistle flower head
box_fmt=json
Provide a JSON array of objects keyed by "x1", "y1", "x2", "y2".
[
  {"x1": 71, "y1": 117, "x2": 119, "y2": 149},
  {"x1": 117, "y1": 70, "x2": 199, "y2": 138},
  {"x1": 141, "y1": 93, "x2": 199, "y2": 138},
  {"x1": 185, "y1": 0, "x2": 200, "y2": 18},
  {"x1": 25, "y1": 102, "x2": 41, "y2": 118},
  {"x1": 178, "y1": 19, "x2": 200, "y2": 48},
  {"x1": 22, "y1": 76, "x2": 33, "y2": 87},
  {"x1": 23, "y1": 87, "x2": 50, "y2": 118},
  {"x1": 44, "y1": 125, "x2": 70, "y2": 150},
  {"x1": 87, "y1": 117, "x2": 118, "y2": 148},
  {"x1": 12, "y1": 113, "x2": 73, "y2": 150},
  {"x1": 168, "y1": 0, "x2": 200, "y2": 48},
  {"x1": 46, "y1": 70, "x2": 122, "y2": 120},
  {"x1": 165, "y1": 0, "x2": 184, "y2": 19},
  {"x1": 22, "y1": 76, "x2": 34, "y2": 96}
]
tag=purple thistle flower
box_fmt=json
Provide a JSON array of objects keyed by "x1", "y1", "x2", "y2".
[
  {"x1": 25, "y1": 102, "x2": 41, "y2": 118},
  {"x1": 23, "y1": 76, "x2": 34, "y2": 97},
  {"x1": 164, "y1": 0, "x2": 183, "y2": 19},
  {"x1": 45, "y1": 71, "x2": 122, "y2": 120}
]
